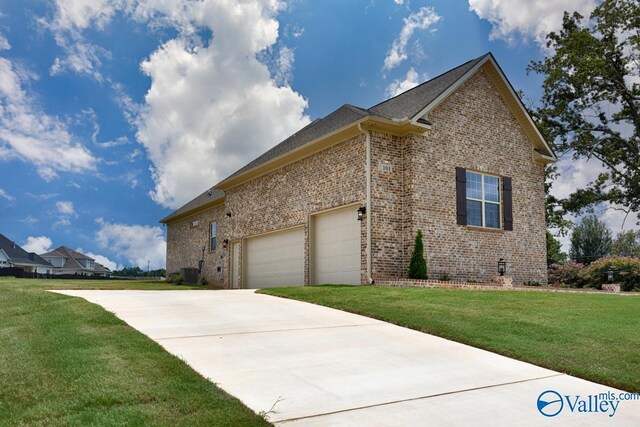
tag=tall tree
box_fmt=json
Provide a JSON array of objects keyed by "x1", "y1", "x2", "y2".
[
  {"x1": 530, "y1": 0, "x2": 640, "y2": 220},
  {"x1": 612, "y1": 230, "x2": 640, "y2": 257},
  {"x1": 569, "y1": 215, "x2": 613, "y2": 263},
  {"x1": 546, "y1": 231, "x2": 568, "y2": 265}
]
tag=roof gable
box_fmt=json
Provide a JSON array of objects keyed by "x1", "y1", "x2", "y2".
[
  {"x1": 369, "y1": 54, "x2": 488, "y2": 120},
  {"x1": 0, "y1": 233, "x2": 52, "y2": 266},
  {"x1": 161, "y1": 52, "x2": 556, "y2": 223}
]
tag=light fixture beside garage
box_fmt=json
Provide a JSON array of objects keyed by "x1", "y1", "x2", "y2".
[
  {"x1": 357, "y1": 206, "x2": 366, "y2": 221},
  {"x1": 223, "y1": 239, "x2": 229, "y2": 249}
]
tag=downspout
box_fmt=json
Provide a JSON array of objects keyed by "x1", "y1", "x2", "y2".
[{"x1": 358, "y1": 122, "x2": 374, "y2": 284}]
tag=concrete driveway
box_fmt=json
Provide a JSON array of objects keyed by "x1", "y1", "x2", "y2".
[{"x1": 53, "y1": 289, "x2": 640, "y2": 426}]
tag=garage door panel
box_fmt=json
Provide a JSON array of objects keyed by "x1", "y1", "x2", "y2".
[
  {"x1": 314, "y1": 206, "x2": 361, "y2": 285},
  {"x1": 246, "y1": 228, "x2": 304, "y2": 289}
]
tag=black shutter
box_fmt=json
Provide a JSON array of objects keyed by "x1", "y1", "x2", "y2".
[
  {"x1": 455, "y1": 167, "x2": 467, "y2": 226},
  {"x1": 503, "y1": 176, "x2": 513, "y2": 231}
]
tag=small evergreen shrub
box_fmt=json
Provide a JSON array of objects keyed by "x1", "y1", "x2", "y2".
[
  {"x1": 408, "y1": 230, "x2": 428, "y2": 280},
  {"x1": 439, "y1": 273, "x2": 451, "y2": 282},
  {"x1": 198, "y1": 276, "x2": 209, "y2": 286}
]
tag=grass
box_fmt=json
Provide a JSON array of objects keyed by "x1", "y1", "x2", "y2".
[
  {"x1": 259, "y1": 285, "x2": 640, "y2": 393},
  {"x1": 0, "y1": 277, "x2": 270, "y2": 426}
]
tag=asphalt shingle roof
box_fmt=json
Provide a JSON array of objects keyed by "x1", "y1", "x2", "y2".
[
  {"x1": 159, "y1": 187, "x2": 225, "y2": 223},
  {"x1": 369, "y1": 54, "x2": 487, "y2": 120},
  {"x1": 161, "y1": 53, "x2": 491, "y2": 223},
  {"x1": 0, "y1": 233, "x2": 52, "y2": 266}
]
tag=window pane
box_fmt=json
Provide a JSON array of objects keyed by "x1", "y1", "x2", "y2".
[
  {"x1": 466, "y1": 171, "x2": 482, "y2": 200},
  {"x1": 485, "y1": 203, "x2": 500, "y2": 228},
  {"x1": 484, "y1": 175, "x2": 500, "y2": 202},
  {"x1": 210, "y1": 222, "x2": 217, "y2": 251},
  {"x1": 467, "y1": 200, "x2": 482, "y2": 226}
]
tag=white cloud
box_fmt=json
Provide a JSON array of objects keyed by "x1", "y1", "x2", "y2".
[
  {"x1": 56, "y1": 200, "x2": 76, "y2": 216},
  {"x1": 132, "y1": 1, "x2": 310, "y2": 209},
  {"x1": 22, "y1": 236, "x2": 53, "y2": 254},
  {"x1": 95, "y1": 217, "x2": 166, "y2": 269},
  {"x1": 27, "y1": 192, "x2": 59, "y2": 200},
  {"x1": 76, "y1": 247, "x2": 122, "y2": 271},
  {"x1": 95, "y1": 135, "x2": 129, "y2": 148},
  {"x1": 549, "y1": 156, "x2": 605, "y2": 201},
  {"x1": 44, "y1": 0, "x2": 123, "y2": 80},
  {"x1": 274, "y1": 45, "x2": 295, "y2": 86},
  {"x1": 394, "y1": 0, "x2": 405, "y2": 4},
  {"x1": 50, "y1": 38, "x2": 110, "y2": 80},
  {"x1": 468, "y1": 0, "x2": 597, "y2": 46},
  {"x1": 0, "y1": 34, "x2": 10, "y2": 51},
  {"x1": 550, "y1": 155, "x2": 640, "y2": 251},
  {"x1": 383, "y1": 7, "x2": 441, "y2": 71},
  {"x1": 0, "y1": 54, "x2": 97, "y2": 180},
  {"x1": 386, "y1": 67, "x2": 421, "y2": 97},
  {"x1": 45, "y1": 1, "x2": 311, "y2": 209},
  {"x1": 126, "y1": 148, "x2": 142, "y2": 162},
  {"x1": 0, "y1": 188, "x2": 14, "y2": 202}
]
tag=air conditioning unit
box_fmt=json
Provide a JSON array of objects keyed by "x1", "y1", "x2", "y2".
[{"x1": 180, "y1": 267, "x2": 199, "y2": 285}]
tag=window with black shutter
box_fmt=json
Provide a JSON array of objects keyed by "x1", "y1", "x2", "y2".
[{"x1": 456, "y1": 168, "x2": 513, "y2": 231}]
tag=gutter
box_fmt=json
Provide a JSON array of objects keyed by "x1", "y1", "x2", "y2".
[{"x1": 357, "y1": 123, "x2": 374, "y2": 285}]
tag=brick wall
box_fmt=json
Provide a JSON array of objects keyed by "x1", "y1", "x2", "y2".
[
  {"x1": 167, "y1": 134, "x2": 366, "y2": 286},
  {"x1": 166, "y1": 204, "x2": 226, "y2": 286},
  {"x1": 402, "y1": 70, "x2": 547, "y2": 284},
  {"x1": 166, "y1": 69, "x2": 547, "y2": 287}
]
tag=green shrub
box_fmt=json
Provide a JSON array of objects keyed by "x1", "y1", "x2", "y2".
[
  {"x1": 582, "y1": 256, "x2": 640, "y2": 290},
  {"x1": 198, "y1": 276, "x2": 208, "y2": 286},
  {"x1": 524, "y1": 280, "x2": 542, "y2": 287},
  {"x1": 408, "y1": 230, "x2": 428, "y2": 280},
  {"x1": 548, "y1": 261, "x2": 586, "y2": 287},
  {"x1": 439, "y1": 273, "x2": 451, "y2": 281},
  {"x1": 167, "y1": 273, "x2": 184, "y2": 286}
]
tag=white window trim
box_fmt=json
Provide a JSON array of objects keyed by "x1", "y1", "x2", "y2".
[{"x1": 466, "y1": 171, "x2": 502, "y2": 229}]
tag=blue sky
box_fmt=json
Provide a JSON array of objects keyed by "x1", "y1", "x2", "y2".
[{"x1": 0, "y1": 0, "x2": 605, "y2": 270}]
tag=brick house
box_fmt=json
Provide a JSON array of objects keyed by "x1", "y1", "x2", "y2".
[{"x1": 161, "y1": 53, "x2": 556, "y2": 288}]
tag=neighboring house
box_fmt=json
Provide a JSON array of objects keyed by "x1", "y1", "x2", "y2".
[
  {"x1": 0, "y1": 233, "x2": 53, "y2": 273},
  {"x1": 161, "y1": 53, "x2": 556, "y2": 288},
  {"x1": 40, "y1": 246, "x2": 111, "y2": 277}
]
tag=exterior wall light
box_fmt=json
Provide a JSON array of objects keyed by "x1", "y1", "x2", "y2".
[
  {"x1": 357, "y1": 206, "x2": 367, "y2": 221},
  {"x1": 226, "y1": 212, "x2": 232, "y2": 217},
  {"x1": 498, "y1": 258, "x2": 506, "y2": 276},
  {"x1": 223, "y1": 239, "x2": 229, "y2": 249},
  {"x1": 607, "y1": 269, "x2": 614, "y2": 282}
]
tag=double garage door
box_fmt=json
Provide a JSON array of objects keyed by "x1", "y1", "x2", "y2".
[{"x1": 243, "y1": 205, "x2": 361, "y2": 288}]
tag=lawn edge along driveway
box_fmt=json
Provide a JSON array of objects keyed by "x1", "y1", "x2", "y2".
[
  {"x1": 258, "y1": 285, "x2": 640, "y2": 393},
  {"x1": 0, "y1": 278, "x2": 269, "y2": 426}
]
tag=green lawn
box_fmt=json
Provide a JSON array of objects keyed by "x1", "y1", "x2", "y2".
[
  {"x1": 0, "y1": 277, "x2": 269, "y2": 426},
  {"x1": 259, "y1": 285, "x2": 640, "y2": 392}
]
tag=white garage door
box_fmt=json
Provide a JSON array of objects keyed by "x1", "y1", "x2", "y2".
[
  {"x1": 314, "y1": 206, "x2": 361, "y2": 285},
  {"x1": 245, "y1": 227, "x2": 304, "y2": 288}
]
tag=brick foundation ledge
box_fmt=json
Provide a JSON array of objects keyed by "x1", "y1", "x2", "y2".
[
  {"x1": 375, "y1": 278, "x2": 513, "y2": 291},
  {"x1": 374, "y1": 278, "x2": 637, "y2": 295}
]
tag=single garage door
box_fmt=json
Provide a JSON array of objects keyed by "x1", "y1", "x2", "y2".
[
  {"x1": 314, "y1": 206, "x2": 361, "y2": 285},
  {"x1": 245, "y1": 227, "x2": 304, "y2": 288}
]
